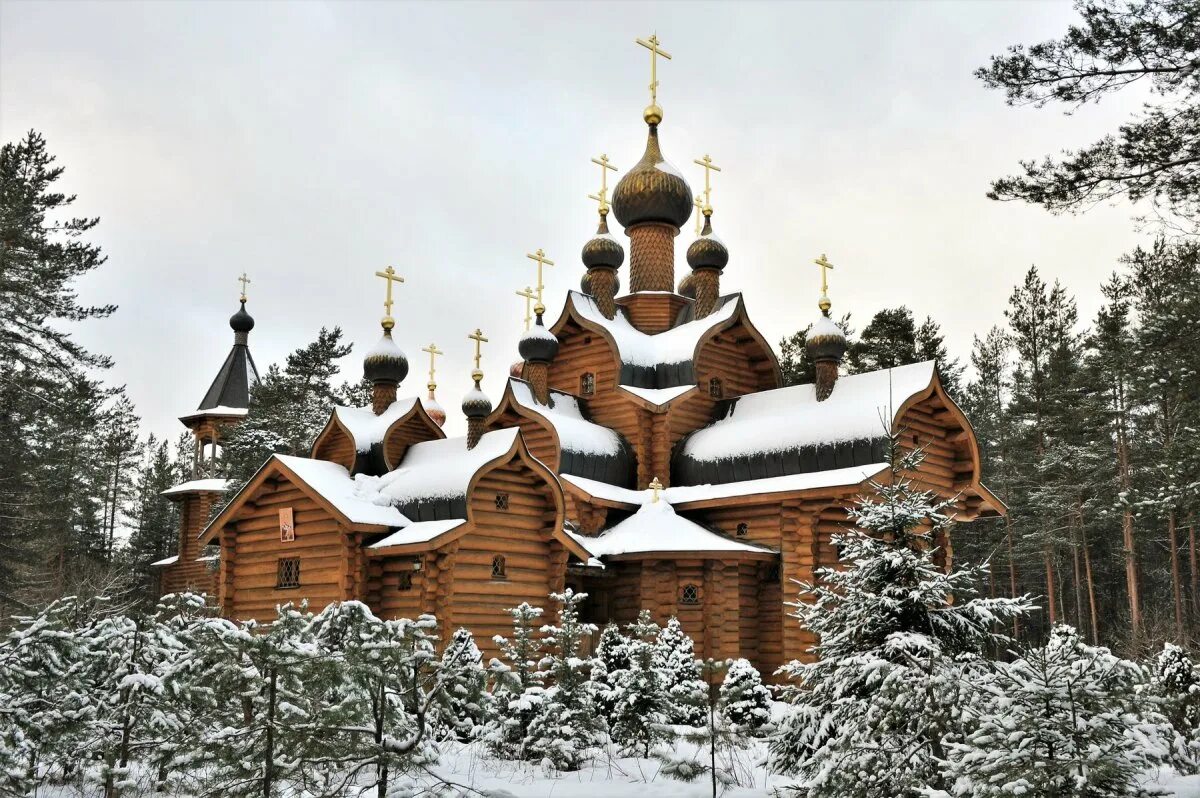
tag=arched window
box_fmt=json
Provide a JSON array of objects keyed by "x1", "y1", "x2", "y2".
[
  {"x1": 680, "y1": 583, "x2": 700, "y2": 605},
  {"x1": 709, "y1": 377, "x2": 723, "y2": 399},
  {"x1": 736, "y1": 522, "x2": 748, "y2": 538},
  {"x1": 491, "y1": 555, "x2": 507, "y2": 580},
  {"x1": 580, "y1": 372, "x2": 596, "y2": 396},
  {"x1": 494, "y1": 493, "x2": 509, "y2": 510}
]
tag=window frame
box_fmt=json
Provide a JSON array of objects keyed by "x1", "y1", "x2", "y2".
[
  {"x1": 680, "y1": 583, "x2": 700, "y2": 605},
  {"x1": 276, "y1": 557, "x2": 301, "y2": 590},
  {"x1": 491, "y1": 554, "x2": 507, "y2": 580}
]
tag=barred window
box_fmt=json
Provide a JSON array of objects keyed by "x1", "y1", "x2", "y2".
[
  {"x1": 580, "y1": 372, "x2": 596, "y2": 396},
  {"x1": 276, "y1": 557, "x2": 300, "y2": 589},
  {"x1": 491, "y1": 555, "x2": 507, "y2": 579},
  {"x1": 495, "y1": 493, "x2": 510, "y2": 511},
  {"x1": 397, "y1": 571, "x2": 413, "y2": 591},
  {"x1": 736, "y1": 522, "x2": 748, "y2": 538},
  {"x1": 680, "y1": 583, "x2": 700, "y2": 605},
  {"x1": 709, "y1": 377, "x2": 723, "y2": 399}
]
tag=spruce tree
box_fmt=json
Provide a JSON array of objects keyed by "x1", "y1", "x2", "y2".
[
  {"x1": 485, "y1": 602, "x2": 545, "y2": 758},
  {"x1": 606, "y1": 610, "x2": 672, "y2": 757},
  {"x1": 653, "y1": 616, "x2": 707, "y2": 726},
  {"x1": 718, "y1": 658, "x2": 771, "y2": 736},
  {"x1": 437, "y1": 627, "x2": 488, "y2": 742}
]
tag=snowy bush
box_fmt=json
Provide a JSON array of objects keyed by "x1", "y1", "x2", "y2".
[
  {"x1": 1150, "y1": 642, "x2": 1200, "y2": 772},
  {"x1": 436, "y1": 627, "x2": 489, "y2": 742},
  {"x1": 605, "y1": 610, "x2": 673, "y2": 756},
  {"x1": 719, "y1": 658, "x2": 771, "y2": 736},
  {"x1": 654, "y1": 616, "x2": 708, "y2": 726}
]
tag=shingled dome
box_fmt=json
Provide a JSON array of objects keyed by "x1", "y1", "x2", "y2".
[
  {"x1": 611, "y1": 126, "x2": 693, "y2": 229},
  {"x1": 363, "y1": 329, "x2": 409, "y2": 386},
  {"x1": 686, "y1": 216, "x2": 729, "y2": 271},
  {"x1": 581, "y1": 215, "x2": 625, "y2": 270},
  {"x1": 518, "y1": 316, "x2": 560, "y2": 363}
]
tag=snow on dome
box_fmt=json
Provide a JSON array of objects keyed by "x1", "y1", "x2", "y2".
[
  {"x1": 509, "y1": 379, "x2": 621, "y2": 456},
  {"x1": 568, "y1": 290, "x2": 738, "y2": 368},
  {"x1": 654, "y1": 158, "x2": 686, "y2": 180},
  {"x1": 584, "y1": 496, "x2": 773, "y2": 558},
  {"x1": 334, "y1": 398, "x2": 420, "y2": 453},
  {"x1": 274, "y1": 454, "x2": 409, "y2": 527},
  {"x1": 682, "y1": 361, "x2": 937, "y2": 463},
  {"x1": 365, "y1": 333, "x2": 405, "y2": 360},
  {"x1": 422, "y1": 396, "x2": 446, "y2": 426},
  {"x1": 354, "y1": 427, "x2": 519, "y2": 507},
  {"x1": 520, "y1": 324, "x2": 558, "y2": 343},
  {"x1": 809, "y1": 314, "x2": 845, "y2": 340}
]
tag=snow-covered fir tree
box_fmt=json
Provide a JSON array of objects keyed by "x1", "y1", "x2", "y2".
[
  {"x1": 768, "y1": 436, "x2": 1032, "y2": 798},
  {"x1": 592, "y1": 622, "x2": 630, "y2": 718},
  {"x1": 950, "y1": 625, "x2": 1175, "y2": 797},
  {"x1": 1151, "y1": 643, "x2": 1200, "y2": 772},
  {"x1": 718, "y1": 658, "x2": 771, "y2": 736},
  {"x1": 654, "y1": 616, "x2": 707, "y2": 726},
  {"x1": 524, "y1": 589, "x2": 605, "y2": 771},
  {"x1": 484, "y1": 602, "x2": 545, "y2": 758},
  {"x1": 436, "y1": 627, "x2": 489, "y2": 742},
  {"x1": 606, "y1": 610, "x2": 672, "y2": 757}
]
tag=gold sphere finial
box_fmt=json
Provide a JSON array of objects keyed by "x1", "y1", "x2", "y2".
[
  {"x1": 381, "y1": 316, "x2": 396, "y2": 331},
  {"x1": 643, "y1": 104, "x2": 663, "y2": 126}
]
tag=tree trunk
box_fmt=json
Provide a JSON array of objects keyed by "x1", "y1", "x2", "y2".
[
  {"x1": 1189, "y1": 513, "x2": 1198, "y2": 621},
  {"x1": 264, "y1": 667, "x2": 276, "y2": 798},
  {"x1": 1006, "y1": 518, "x2": 1020, "y2": 639},
  {"x1": 1117, "y1": 429, "x2": 1142, "y2": 645},
  {"x1": 376, "y1": 680, "x2": 388, "y2": 798},
  {"x1": 1079, "y1": 509, "x2": 1100, "y2": 646},
  {"x1": 1071, "y1": 527, "x2": 1085, "y2": 635},
  {"x1": 1044, "y1": 547, "x2": 1058, "y2": 627},
  {"x1": 1170, "y1": 509, "x2": 1184, "y2": 642}
]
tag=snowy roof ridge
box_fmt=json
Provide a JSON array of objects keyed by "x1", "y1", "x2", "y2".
[
  {"x1": 273, "y1": 454, "x2": 409, "y2": 527},
  {"x1": 368, "y1": 519, "x2": 467, "y2": 549},
  {"x1": 681, "y1": 361, "x2": 937, "y2": 463},
  {"x1": 583, "y1": 495, "x2": 774, "y2": 559},
  {"x1": 507, "y1": 379, "x2": 622, "y2": 456},
  {"x1": 333, "y1": 397, "x2": 420, "y2": 453},
  {"x1": 162, "y1": 478, "x2": 233, "y2": 497}
]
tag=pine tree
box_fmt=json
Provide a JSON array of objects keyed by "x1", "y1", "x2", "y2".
[
  {"x1": 850, "y1": 306, "x2": 918, "y2": 373},
  {"x1": 607, "y1": 610, "x2": 672, "y2": 757},
  {"x1": 653, "y1": 616, "x2": 707, "y2": 726},
  {"x1": 126, "y1": 436, "x2": 182, "y2": 603},
  {"x1": 718, "y1": 658, "x2": 771, "y2": 736},
  {"x1": 1150, "y1": 642, "x2": 1200, "y2": 772},
  {"x1": 437, "y1": 627, "x2": 488, "y2": 742},
  {"x1": 592, "y1": 622, "x2": 630, "y2": 718},
  {"x1": 485, "y1": 602, "x2": 545, "y2": 758},
  {"x1": 768, "y1": 436, "x2": 1032, "y2": 798}
]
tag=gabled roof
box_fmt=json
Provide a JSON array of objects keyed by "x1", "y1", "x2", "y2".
[
  {"x1": 575, "y1": 496, "x2": 774, "y2": 561},
  {"x1": 197, "y1": 342, "x2": 259, "y2": 411},
  {"x1": 674, "y1": 361, "x2": 938, "y2": 486},
  {"x1": 550, "y1": 290, "x2": 775, "y2": 389},
  {"x1": 310, "y1": 397, "x2": 446, "y2": 475}
]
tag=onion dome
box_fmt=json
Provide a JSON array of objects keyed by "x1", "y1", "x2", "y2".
[
  {"x1": 422, "y1": 394, "x2": 446, "y2": 427},
  {"x1": 509, "y1": 359, "x2": 525, "y2": 378},
  {"x1": 518, "y1": 313, "x2": 559, "y2": 364},
  {"x1": 805, "y1": 312, "x2": 848, "y2": 363},
  {"x1": 363, "y1": 324, "x2": 409, "y2": 385},
  {"x1": 686, "y1": 213, "x2": 729, "y2": 271},
  {"x1": 677, "y1": 272, "x2": 696, "y2": 298},
  {"x1": 611, "y1": 125, "x2": 693, "y2": 229},
  {"x1": 461, "y1": 382, "x2": 493, "y2": 419},
  {"x1": 581, "y1": 269, "x2": 621, "y2": 296},
  {"x1": 581, "y1": 213, "x2": 625, "y2": 270},
  {"x1": 229, "y1": 300, "x2": 255, "y2": 333}
]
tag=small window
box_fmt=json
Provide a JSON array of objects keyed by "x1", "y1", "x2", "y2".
[
  {"x1": 736, "y1": 522, "x2": 748, "y2": 538},
  {"x1": 580, "y1": 372, "x2": 596, "y2": 396},
  {"x1": 494, "y1": 493, "x2": 509, "y2": 511},
  {"x1": 276, "y1": 557, "x2": 300, "y2": 589},
  {"x1": 680, "y1": 583, "x2": 699, "y2": 605},
  {"x1": 765, "y1": 564, "x2": 781, "y2": 582},
  {"x1": 397, "y1": 571, "x2": 413, "y2": 591},
  {"x1": 709, "y1": 377, "x2": 723, "y2": 399},
  {"x1": 491, "y1": 555, "x2": 507, "y2": 580},
  {"x1": 583, "y1": 336, "x2": 592, "y2": 345}
]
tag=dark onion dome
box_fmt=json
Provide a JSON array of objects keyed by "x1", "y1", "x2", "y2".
[
  {"x1": 581, "y1": 269, "x2": 621, "y2": 296},
  {"x1": 518, "y1": 314, "x2": 560, "y2": 363},
  {"x1": 229, "y1": 299, "x2": 255, "y2": 333},
  {"x1": 581, "y1": 213, "x2": 625, "y2": 269},
  {"x1": 677, "y1": 272, "x2": 696, "y2": 299},
  {"x1": 805, "y1": 313, "x2": 848, "y2": 363},
  {"x1": 686, "y1": 214, "x2": 729, "y2": 271},
  {"x1": 363, "y1": 328, "x2": 409, "y2": 385},
  {"x1": 422, "y1": 394, "x2": 446, "y2": 427},
  {"x1": 611, "y1": 125, "x2": 693, "y2": 229},
  {"x1": 461, "y1": 383, "x2": 493, "y2": 419}
]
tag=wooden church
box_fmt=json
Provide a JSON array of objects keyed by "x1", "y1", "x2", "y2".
[{"x1": 156, "y1": 37, "x2": 1003, "y2": 674}]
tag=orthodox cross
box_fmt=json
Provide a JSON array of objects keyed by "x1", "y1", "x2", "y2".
[
  {"x1": 693, "y1": 154, "x2": 721, "y2": 212},
  {"x1": 693, "y1": 195, "x2": 705, "y2": 236},
  {"x1": 813, "y1": 253, "x2": 834, "y2": 312},
  {"x1": 468, "y1": 328, "x2": 489, "y2": 373},
  {"x1": 526, "y1": 248, "x2": 555, "y2": 315},
  {"x1": 374, "y1": 265, "x2": 405, "y2": 320},
  {"x1": 636, "y1": 34, "x2": 671, "y2": 108},
  {"x1": 515, "y1": 286, "x2": 537, "y2": 331},
  {"x1": 238, "y1": 272, "x2": 251, "y2": 302},
  {"x1": 649, "y1": 476, "x2": 663, "y2": 503},
  {"x1": 588, "y1": 154, "x2": 618, "y2": 214},
  {"x1": 421, "y1": 343, "x2": 443, "y2": 390}
]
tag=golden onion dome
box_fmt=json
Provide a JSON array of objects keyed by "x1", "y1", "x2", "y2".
[
  {"x1": 611, "y1": 125, "x2": 693, "y2": 229},
  {"x1": 581, "y1": 213, "x2": 625, "y2": 270},
  {"x1": 686, "y1": 213, "x2": 729, "y2": 271}
]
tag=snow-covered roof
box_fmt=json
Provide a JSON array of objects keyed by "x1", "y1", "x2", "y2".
[
  {"x1": 618, "y1": 384, "x2": 694, "y2": 406},
  {"x1": 150, "y1": 555, "x2": 179, "y2": 567},
  {"x1": 520, "y1": 324, "x2": 558, "y2": 343},
  {"x1": 162, "y1": 478, "x2": 233, "y2": 497},
  {"x1": 509, "y1": 380, "x2": 621, "y2": 456},
  {"x1": 179, "y1": 405, "x2": 250, "y2": 421},
  {"x1": 332, "y1": 398, "x2": 420, "y2": 453},
  {"x1": 353, "y1": 428, "x2": 520, "y2": 508},
  {"x1": 368, "y1": 519, "x2": 467, "y2": 549},
  {"x1": 274, "y1": 454, "x2": 409, "y2": 527},
  {"x1": 581, "y1": 497, "x2": 774, "y2": 559},
  {"x1": 682, "y1": 361, "x2": 936, "y2": 463}
]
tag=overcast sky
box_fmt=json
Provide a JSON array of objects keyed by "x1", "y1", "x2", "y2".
[{"x1": 1, "y1": 0, "x2": 1149, "y2": 442}]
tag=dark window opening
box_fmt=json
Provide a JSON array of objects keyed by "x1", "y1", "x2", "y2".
[
  {"x1": 491, "y1": 555, "x2": 507, "y2": 579},
  {"x1": 276, "y1": 557, "x2": 300, "y2": 589},
  {"x1": 495, "y1": 493, "x2": 510, "y2": 511},
  {"x1": 580, "y1": 372, "x2": 595, "y2": 396},
  {"x1": 680, "y1": 583, "x2": 700, "y2": 605},
  {"x1": 736, "y1": 522, "x2": 748, "y2": 538},
  {"x1": 709, "y1": 377, "x2": 723, "y2": 399},
  {"x1": 397, "y1": 571, "x2": 413, "y2": 591}
]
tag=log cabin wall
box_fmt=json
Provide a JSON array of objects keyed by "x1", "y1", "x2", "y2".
[
  {"x1": 160, "y1": 491, "x2": 221, "y2": 597},
  {"x1": 486, "y1": 409, "x2": 559, "y2": 473},
  {"x1": 693, "y1": 330, "x2": 771, "y2": 400},
  {"x1": 616, "y1": 293, "x2": 689, "y2": 335},
  {"x1": 367, "y1": 556, "x2": 426, "y2": 622},
  {"x1": 311, "y1": 424, "x2": 355, "y2": 469},
  {"x1": 609, "y1": 562, "x2": 643, "y2": 625},
  {"x1": 222, "y1": 476, "x2": 349, "y2": 623},
  {"x1": 383, "y1": 412, "x2": 443, "y2": 467}
]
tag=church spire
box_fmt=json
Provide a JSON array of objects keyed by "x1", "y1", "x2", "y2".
[
  {"x1": 421, "y1": 343, "x2": 446, "y2": 427},
  {"x1": 462, "y1": 328, "x2": 492, "y2": 450},
  {"x1": 582, "y1": 154, "x2": 624, "y2": 319},
  {"x1": 805, "y1": 254, "x2": 847, "y2": 402},
  {"x1": 686, "y1": 154, "x2": 728, "y2": 319},
  {"x1": 363, "y1": 266, "x2": 409, "y2": 415}
]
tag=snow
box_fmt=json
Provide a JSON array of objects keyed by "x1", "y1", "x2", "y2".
[
  {"x1": 462, "y1": 386, "x2": 491, "y2": 407},
  {"x1": 353, "y1": 427, "x2": 520, "y2": 506},
  {"x1": 509, "y1": 379, "x2": 622, "y2": 456},
  {"x1": 149, "y1": 555, "x2": 179, "y2": 567},
  {"x1": 619, "y1": 384, "x2": 694, "y2": 405},
  {"x1": 520, "y1": 324, "x2": 558, "y2": 343},
  {"x1": 568, "y1": 291, "x2": 739, "y2": 368},
  {"x1": 561, "y1": 463, "x2": 889, "y2": 507},
  {"x1": 333, "y1": 397, "x2": 420, "y2": 453},
  {"x1": 179, "y1": 405, "x2": 249, "y2": 419},
  {"x1": 654, "y1": 158, "x2": 687, "y2": 180},
  {"x1": 368, "y1": 518, "x2": 467, "y2": 548},
  {"x1": 682, "y1": 361, "x2": 937, "y2": 462},
  {"x1": 364, "y1": 332, "x2": 405, "y2": 360},
  {"x1": 161, "y1": 478, "x2": 232, "y2": 496},
  {"x1": 273, "y1": 454, "x2": 409, "y2": 527},
  {"x1": 579, "y1": 497, "x2": 773, "y2": 558},
  {"x1": 808, "y1": 313, "x2": 845, "y2": 340}
]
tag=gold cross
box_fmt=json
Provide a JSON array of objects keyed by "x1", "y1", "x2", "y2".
[
  {"x1": 636, "y1": 34, "x2": 671, "y2": 109},
  {"x1": 468, "y1": 328, "x2": 489, "y2": 373},
  {"x1": 515, "y1": 286, "x2": 537, "y2": 331},
  {"x1": 693, "y1": 154, "x2": 721, "y2": 212},
  {"x1": 238, "y1": 272, "x2": 251, "y2": 302},
  {"x1": 421, "y1": 343, "x2": 443, "y2": 390},
  {"x1": 526, "y1": 249, "x2": 555, "y2": 315},
  {"x1": 588, "y1": 154, "x2": 619, "y2": 214},
  {"x1": 813, "y1": 253, "x2": 834, "y2": 312},
  {"x1": 649, "y1": 476, "x2": 663, "y2": 503},
  {"x1": 374, "y1": 266, "x2": 405, "y2": 320},
  {"x1": 693, "y1": 195, "x2": 704, "y2": 236}
]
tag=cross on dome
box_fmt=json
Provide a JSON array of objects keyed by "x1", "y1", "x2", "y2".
[
  {"x1": 237, "y1": 272, "x2": 251, "y2": 302},
  {"x1": 588, "y1": 154, "x2": 618, "y2": 215},
  {"x1": 525, "y1": 249, "x2": 555, "y2": 315},
  {"x1": 813, "y1": 253, "x2": 834, "y2": 313},
  {"x1": 693, "y1": 153, "x2": 721, "y2": 214},
  {"x1": 374, "y1": 265, "x2": 405, "y2": 326},
  {"x1": 515, "y1": 286, "x2": 537, "y2": 331},
  {"x1": 636, "y1": 33, "x2": 671, "y2": 124}
]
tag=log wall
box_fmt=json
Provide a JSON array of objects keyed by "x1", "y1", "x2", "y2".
[{"x1": 160, "y1": 491, "x2": 221, "y2": 598}]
